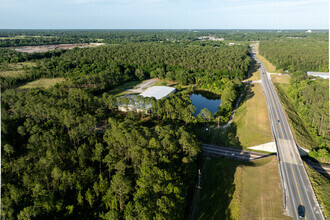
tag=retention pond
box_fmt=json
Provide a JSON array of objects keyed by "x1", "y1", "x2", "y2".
[{"x1": 189, "y1": 90, "x2": 221, "y2": 114}]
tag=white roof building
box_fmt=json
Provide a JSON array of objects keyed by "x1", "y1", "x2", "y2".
[
  {"x1": 140, "y1": 86, "x2": 176, "y2": 100},
  {"x1": 307, "y1": 72, "x2": 329, "y2": 79}
]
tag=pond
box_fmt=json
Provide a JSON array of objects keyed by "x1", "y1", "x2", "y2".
[{"x1": 189, "y1": 90, "x2": 221, "y2": 114}]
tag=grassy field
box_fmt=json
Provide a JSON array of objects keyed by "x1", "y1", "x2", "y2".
[
  {"x1": 304, "y1": 163, "x2": 330, "y2": 219},
  {"x1": 233, "y1": 84, "x2": 273, "y2": 148},
  {"x1": 197, "y1": 157, "x2": 290, "y2": 220},
  {"x1": 0, "y1": 62, "x2": 36, "y2": 78},
  {"x1": 18, "y1": 78, "x2": 65, "y2": 89},
  {"x1": 0, "y1": 70, "x2": 26, "y2": 78}
]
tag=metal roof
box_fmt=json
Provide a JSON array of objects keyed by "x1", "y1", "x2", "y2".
[{"x1": 140, "y1": 86, "x2": 176, "y2": 100}]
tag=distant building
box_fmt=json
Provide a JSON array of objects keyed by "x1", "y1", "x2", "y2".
[
  {"x1": 140, "y1": 86, "x2": 176, "y2": 100},
  {"x1": 306, "y1": 30, "x2": 312, "y2": 33},
  {"x1": 307, "y1": 72, "x2": 329, "y2": 79}
]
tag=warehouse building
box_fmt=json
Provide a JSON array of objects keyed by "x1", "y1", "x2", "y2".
[
  {"x1": 140, "y1": 86, "x2": 176, "y2": 99},
  {"x1": 307, "y1": 72, "x2": 329, "y2": 79}
]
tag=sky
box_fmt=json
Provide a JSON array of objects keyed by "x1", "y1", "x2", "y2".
[{"x1": 0, "y1": 0, "x2": 328, "y2": 29}]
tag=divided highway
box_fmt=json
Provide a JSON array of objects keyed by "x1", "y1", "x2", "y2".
[{"x1": 252, "y1": 47, "x2": 324, "y2": 219}]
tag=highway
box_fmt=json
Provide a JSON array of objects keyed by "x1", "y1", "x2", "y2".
[{"x1": 252, "y1": 46, "x2": 324, "y2": 219}]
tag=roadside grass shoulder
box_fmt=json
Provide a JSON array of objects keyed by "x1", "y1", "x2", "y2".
[
  {"x1": 18, "y1": 78, "x2": 65, "y2": 89},
  {"x1": 197, "y1": 156, "x2": 289, "y2": 220},
  {"x1": 233, "y1": 84, "x2": 273, "y2": 149},
  {"x1": 304, "y1": 163, "x2": 330, "y2": 219},
  {"x1": 273, "y1": 83, "x2": 317, "y2": 150}
]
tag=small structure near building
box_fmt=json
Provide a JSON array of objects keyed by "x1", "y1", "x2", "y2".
[
  {"x1": 307, "y1": 72, "x2": 329, "y2": 79},
  {"x1": 117, "y1": 86, "x2": 176, "y2": 113},
  {"x1": 140, "y1": 86, "x2": 176, "y2": 100}
]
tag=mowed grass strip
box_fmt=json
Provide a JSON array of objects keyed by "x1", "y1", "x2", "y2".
[
  {"x1": 233, "y1": 84, "x2": 273, "y2": 148},
  {"x1": 240, "y1": 157, "x2": 291, "y2": 220},
  {"x1": 18, "y1": 78, "x2": 65, "y2": 89},
  {"x1": 304, "y1": 163, "x2": 330, "y2": 219},
  {"x1": 197, "y1": 157, "x2": 289, "y2": 220}
]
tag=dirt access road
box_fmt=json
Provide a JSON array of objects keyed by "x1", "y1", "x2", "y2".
[{"x1": 128, "y1": 78, "x2": 160, "y2": 93}]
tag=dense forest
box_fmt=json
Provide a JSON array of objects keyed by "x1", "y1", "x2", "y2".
[
  {"x1": 1, "y1": 29, "x2": 327, "y2": 46},
  {"x1": 0, "y1": 43, "x2": 251, "y2": 92},
  {"x1": 259, "y1": 34, "x2": 329, "y2": 72},
  {"x1": 288, "y1": 72, "x2": 329, "y2": 161},
  {"x1": 1, "y1": 87, "x2": 202, "y2": 219},
  {"x1": 1, "y1": 30, "x2": 253, "y2": 219}
]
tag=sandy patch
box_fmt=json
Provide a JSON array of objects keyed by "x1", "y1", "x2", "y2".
[
  {"x1": 14, "y1": 43, "x2": 105, "y2": 53},
  {"x1": 248, "y1": 142, "x2": 276, "y2": 153}
]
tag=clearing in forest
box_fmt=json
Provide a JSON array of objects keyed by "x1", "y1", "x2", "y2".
[{"x1": 18, "y1": 78, "x2": 65, "y2": 89}]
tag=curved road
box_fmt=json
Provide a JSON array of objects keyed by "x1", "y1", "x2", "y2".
[{"x1": 252, "y1": 47, "x2": 324, "y2": 219}]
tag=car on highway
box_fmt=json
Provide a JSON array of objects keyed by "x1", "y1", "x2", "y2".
[
  {"x1": 298, "y1": 205, "x2": 305, "y2": 218},
  {"x1": 277, "y1": 120, "x2": 280, "y2": 123}
]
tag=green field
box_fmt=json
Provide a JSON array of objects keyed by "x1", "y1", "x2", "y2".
[
  {"x1": 197, "y1": 157, "x2": 290, "y2": 220},
  {"x1": 233, "y1": 84, "x2": 273, "y2": 148},
  {"x1": 18, "y1": 78, "x2": 65, "y2": 89}
]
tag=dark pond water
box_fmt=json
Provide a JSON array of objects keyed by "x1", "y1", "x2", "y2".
[{"x1": 189, "y1": 90, "x2": 221, "y2": 114}]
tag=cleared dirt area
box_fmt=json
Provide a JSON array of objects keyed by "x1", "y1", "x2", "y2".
[
  {"x1": 14, "y1": 43, "x2": 104, "y2": 53},
  {"x1": 128, "y1": 78, "x2": 160, "y2": 93},
  {"x1": 271, "y1": 74, "x2": 291, "y2": 84},
  {"x1": 233, "y1": 84, "x2": 273, "y2": 148},
  {"x1": 18, "y1": 78, "x2": 65, "y2": 89}
]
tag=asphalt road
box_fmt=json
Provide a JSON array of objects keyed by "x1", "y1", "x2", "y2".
[
  {"x1": 203, "y1": 144, "x2": 330, "y2": 176},
  {"x1": 252, "y1": 47, "x2": 324, "y2": 220},
  {"x1": 202, "y1": 144, "x2": 272, "y2": 161}
]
